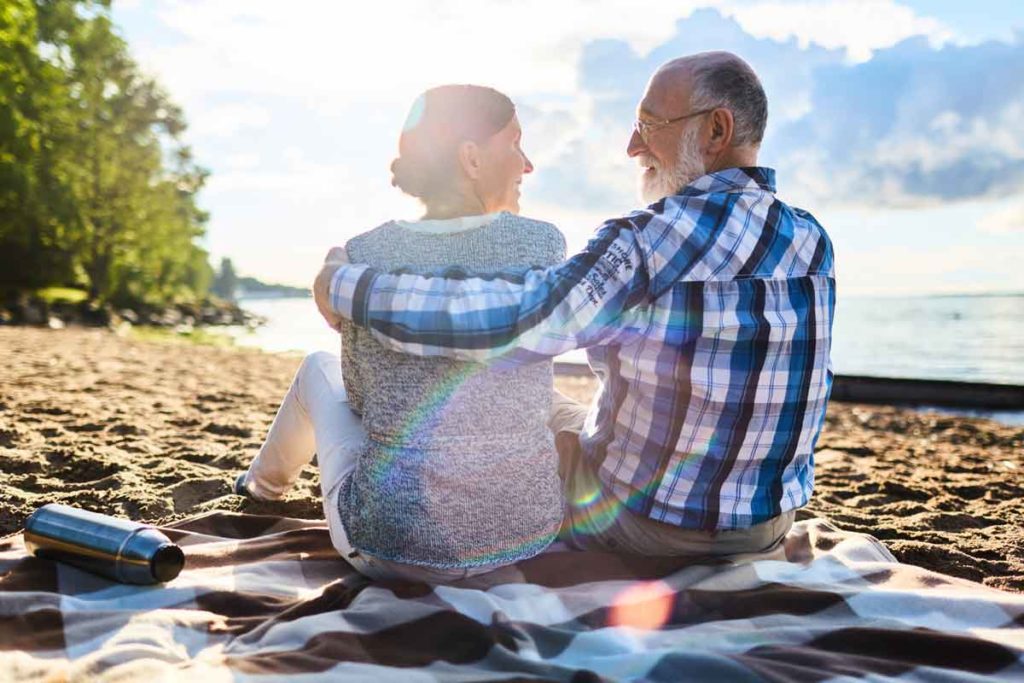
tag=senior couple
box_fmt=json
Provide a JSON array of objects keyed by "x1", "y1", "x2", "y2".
[{"x1": 236, "y1": 51, "x2": 836, "y2": 583}]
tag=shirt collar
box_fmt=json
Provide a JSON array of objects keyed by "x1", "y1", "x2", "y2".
[
  {"x1": 393, "y1": 212, "x2": 501, "y2": 235},
  {"x1": 682, "y1": 167, "x2": 776, "y2": 195}
]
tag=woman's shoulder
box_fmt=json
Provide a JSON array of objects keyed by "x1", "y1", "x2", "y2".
[
  {"x1": 498, "y1": 212, "x2": 560, "y2": 235},
  {"x1": 496, "y1": 212, "x2": 566, "y2": 255},
  {"x1": 345, "y1": 221, "x2": 402, "y2": 261},
  {"x1": 351, "y1": 220, "x2": 400, "y2": 242}
]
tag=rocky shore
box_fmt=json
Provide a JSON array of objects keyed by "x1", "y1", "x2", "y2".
[{"x1": 0, "y1": 292, "x2": 262, "y2": 330}]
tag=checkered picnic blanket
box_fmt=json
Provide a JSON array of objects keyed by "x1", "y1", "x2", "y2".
[{"x1": 2, "y1": 513, "x2": 1022, "y2": 681}]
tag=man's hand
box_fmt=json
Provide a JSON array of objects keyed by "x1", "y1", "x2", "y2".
[{"x1": 314, "y1": 246, "x2": 349, "y2": 331}]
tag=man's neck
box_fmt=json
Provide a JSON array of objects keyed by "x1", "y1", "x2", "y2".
[{"x1": 709, "y1": 146, "x2": 758, "y2": 172}]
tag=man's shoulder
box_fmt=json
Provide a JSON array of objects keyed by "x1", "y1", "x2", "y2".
[
  {"x1": 789, "y1": 205, "x2": 827, "y2": 231},
  {"x1": 586, "y1": 207, "x2": 661, "y2": 238}
]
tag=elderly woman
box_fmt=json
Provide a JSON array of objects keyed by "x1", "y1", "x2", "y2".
[{"x1": 236, "y1": 85, "x2": 566, "y2": 582}]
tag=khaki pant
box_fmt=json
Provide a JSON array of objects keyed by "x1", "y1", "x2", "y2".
[{"x1": 548, "y1": 392, "x2": 794, "y2": 557}]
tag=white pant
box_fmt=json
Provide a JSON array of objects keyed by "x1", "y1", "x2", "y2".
[
  {"x1": 240, "y1": 352, "x2": 492, "y2": 583},
  {"x1": 239, "y1": 352, "x2": 363, "y2": 559}
]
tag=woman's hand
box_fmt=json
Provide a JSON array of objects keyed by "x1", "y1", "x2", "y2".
[{"x1": 314, "y1": 246, "x2": 350, "y2": 331}]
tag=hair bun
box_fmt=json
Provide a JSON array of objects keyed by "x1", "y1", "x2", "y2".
[
  {"x1": 389, "y1": 157, "x2": 403, "y2": 188},
  {"x1": 390, "y1": 155, "x2": 427, "y2": 199}
]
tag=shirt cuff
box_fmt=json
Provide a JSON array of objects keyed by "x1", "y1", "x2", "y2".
[{"x1": 328, "y1": 264, "x2": 375, "y2": 324}]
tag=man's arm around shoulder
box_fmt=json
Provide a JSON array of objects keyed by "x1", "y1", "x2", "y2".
[{"x1": 327, "y1": 217, "x2": 654, "y2": 364}]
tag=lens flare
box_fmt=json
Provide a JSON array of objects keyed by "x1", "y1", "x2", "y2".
[
  {"x1": 364, "y1": 364, "x2": 559, "y2": 566},
  {"x1": 607, "y1": 580, "x2": 675, "y2": 630},
  {"x1": 402, "y1": 93, "x2": 426, "y2": 132},
  {"x1": 560, "y1": 437, "x2": 714, "y2": 542},
  {"x1": 572, "y1": 484, "x2": 602, "y2": 507},
  {"x1": 360, "y1": 362, "x2": 719, "y2": 567}
]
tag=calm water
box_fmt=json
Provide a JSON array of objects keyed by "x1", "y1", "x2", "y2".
[
  {"x1": 831, "y1": 294, "x2": 1024, "y2": 385},
  {"x1": 231, "y1": 293, "x2": 1024, "y2": 386}
]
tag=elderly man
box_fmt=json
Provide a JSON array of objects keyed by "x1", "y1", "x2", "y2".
[{"x1": 316, "y1": 52, "x2": 835, "y2": 558}]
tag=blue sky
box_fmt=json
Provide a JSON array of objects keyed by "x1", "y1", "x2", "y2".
[{"x1": 111, "y1": 0, "x2": 1024, "y2": 296}]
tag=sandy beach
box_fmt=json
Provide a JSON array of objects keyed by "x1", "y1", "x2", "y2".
[{"x1": 1, "y1": 326, "x2": 1021, "y2": 592}]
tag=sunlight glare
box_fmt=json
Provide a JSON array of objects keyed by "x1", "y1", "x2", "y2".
[{"x1": 607, "y1": 580, "x2": 675, "y2": 630}]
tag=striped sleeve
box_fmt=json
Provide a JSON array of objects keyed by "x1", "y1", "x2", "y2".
[{"x1": 328, "y1": 219, "x2": 651, "y2": 364}]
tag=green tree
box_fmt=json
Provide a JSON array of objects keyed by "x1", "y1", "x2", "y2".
[
  {"x1": 0, "y1": 0, "x2": 78, "y2": 288},
  {"x1": 0, "y1": 0, "x2": 212, "y2": 308},
  {"x1": 212, "y1": 257, "x2": 238, "y2": 301}
]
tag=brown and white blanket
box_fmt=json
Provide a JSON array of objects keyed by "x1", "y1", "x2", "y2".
[{"x1": 1, "y1": 513, "x2": 1022, "y2": 681}]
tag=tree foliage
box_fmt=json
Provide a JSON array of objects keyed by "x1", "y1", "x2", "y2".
[
  {"x1": 212, "y1": 257, "x2": 237, "y2": 301},
  {"x1": 0, "y1": 0, "x2": 212, "y2": 306}
]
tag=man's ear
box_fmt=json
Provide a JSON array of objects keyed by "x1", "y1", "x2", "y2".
[
  {"x1": 457, "y1": 140, "x2": 482, "y2": 180},
  {"x1": 706, "y1": 108, "x2": 734, "y2": 154}
]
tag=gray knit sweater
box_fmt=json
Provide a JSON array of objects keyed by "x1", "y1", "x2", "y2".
[{"x1": 338, "y1": 212, "x2": 566, "y2": 569}]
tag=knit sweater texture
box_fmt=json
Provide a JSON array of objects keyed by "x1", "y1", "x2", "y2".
[{"x1": 338, "y1": 212, "x2": 566, "y2": 568}]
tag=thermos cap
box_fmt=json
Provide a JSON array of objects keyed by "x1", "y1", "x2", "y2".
[{"x1": 152, "y1": 544, "x2": 185, "y2": 583}]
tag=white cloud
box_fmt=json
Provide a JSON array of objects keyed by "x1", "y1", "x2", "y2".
[
  {"x1": 977, "y1": 203, "x2": 1024, "y2": 235},
  {"x1": 204, "y1": 141, "x2": 418, "y2": 231},
  {"x1": 109, "y1": 1, "x2": 1024, "y2": 291},
  {"x1": 126, "y1": 0, "x2": 951, "y2": 113},
  {"x1": 221, "y1": 152, "x2": 261, "y2": 170},
  {"x1": 769, "y1": 36, "x2": 1024, "y2": 206},
  {"x1": 525, "y1": 9, "x2": 1024, "y2": 212},
  {"x1": 130, "y1": 0, "x2": 715, "y2": 110},
  {"x1": 202, "y1": 153, "x2": 420, "y2": 285},
  {"x1": 188, "y1": 103, "x2": 271, "y2": 138},
  {"x1": 117, "y1": 2, "x2": 973, "y2": 216},
  {"x1": 837, "y1": 244, "x2": 1024, "y2": 295},
  {"x1": 873, "y1": 105, "x2": 1024, "y2": 173},
  {"x1": 531, "y1": 9, "x2": 848, "y2": 213},
  {"x1": 722, "y1": 0, "x2": 953, "y2": 62}
]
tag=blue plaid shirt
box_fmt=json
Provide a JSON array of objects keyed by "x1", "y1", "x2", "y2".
[{"x1": 330, "y1": 167, "x2": 835, "y2": 531}]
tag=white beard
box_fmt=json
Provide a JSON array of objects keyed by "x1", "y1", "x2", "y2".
[{"x1": 638, "y1": 124, "x2": 706, "y2": 205}]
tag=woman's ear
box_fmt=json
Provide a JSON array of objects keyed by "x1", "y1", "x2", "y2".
[{"x1": 457, "y1": 140, "x2": 482, "y2": 180}]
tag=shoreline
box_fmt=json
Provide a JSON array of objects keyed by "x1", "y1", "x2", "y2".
[
  {"x1": 561, "y1": 362, "x2": 1024, "y2": 427},
  {"x1": 113, "y1": 324, "x2": 1024, "y2": 427},
  {"x1": 1, "y1": 326, "x2": 1021, "y2": 592}
]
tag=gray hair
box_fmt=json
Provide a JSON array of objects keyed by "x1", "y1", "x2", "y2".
[{"x1": 689, "y1": 57, "x2": 767, "y2": 147}]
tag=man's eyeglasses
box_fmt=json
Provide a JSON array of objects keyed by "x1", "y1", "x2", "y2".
[{"x1": 633, "y1": 108, "x2": 715, "y2": 141}]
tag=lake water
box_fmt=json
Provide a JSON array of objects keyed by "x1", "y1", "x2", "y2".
[{"x1": 230, "y1": 293, "x2": 1024, "y2": 386}]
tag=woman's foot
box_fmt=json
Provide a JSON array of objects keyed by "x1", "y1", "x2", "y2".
[{"x1": 233, "y1": 473, "x2": 254, "y2": 498}]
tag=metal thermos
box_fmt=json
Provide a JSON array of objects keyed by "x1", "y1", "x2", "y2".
[{"x1": 24, "y1": 503, "x2": 185, "y2": 584}]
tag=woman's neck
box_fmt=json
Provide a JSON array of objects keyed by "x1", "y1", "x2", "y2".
[{"x1": 421, "y1": 193, "x2": 488, "y2": 220}]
